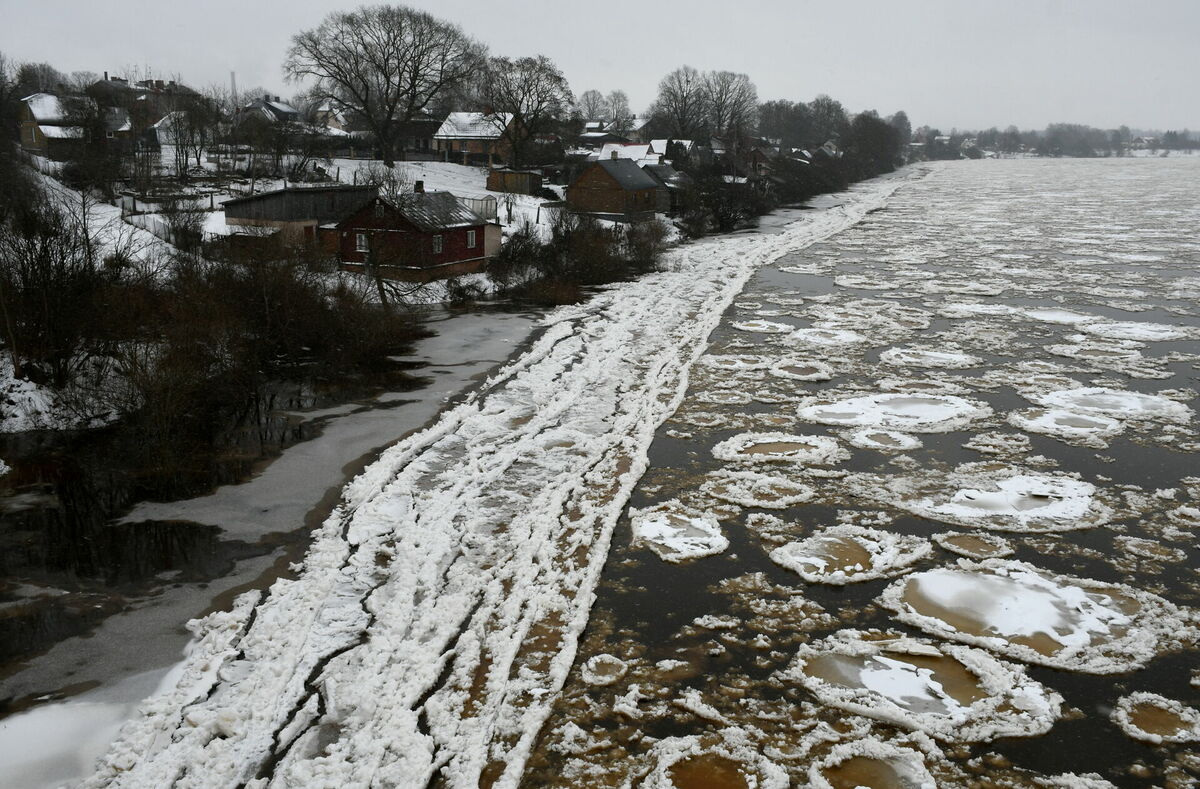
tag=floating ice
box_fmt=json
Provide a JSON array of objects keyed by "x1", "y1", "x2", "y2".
[
  {"x1": 962, "y1": 432, "x2": 1032, "y2": 456},
  {"x1": 1031, "y1": 387, "x2": 1192, "y2": 423},
  {"x1": 807, "y1": 739, "x2": 937, "y2": 789},
  {"x1": 912, "y1": 474, "x2": 1107, "y2": 532},
  {"x1": 787, "y1": 631, "x2": 1062, "y2": 742},
  {"x1": 698, "y1": 355, "x2": 772, "y2": 372},
  {"x1": 798, "y1": 393, "x2": 992, "y2": 433},
  {"x1": 1116, "y1": 536, "x2": 1187, "y2": 563},
  {"x1": 846, "y1": 428, "x2": 923, "y2": 452},
  {"x1": 879, "y1": 559, "x2": 1194, "y2": 673},
  {"x1": 712, "y1": 432, "x2": 848, "y2": 465},
  {"x1": 1081, "y1": 321, "x2": 1195, "y2": 342},
  {"x1": 769, "y1": 525, "x2": 930, "y2": 584},
  {"x1": 639, "y1": 731, "x2": 789, "y2": 789},
  {"x1": 933, "y1": 532, "x2": 1014, "y2": 560},
  {"x1": 580, "y1": 654, "x2": 628, "y2": 687},
  {"x1": 834, "y1": 274, "x2": 902, "y2": 290},
  {"x1": 698, "y1": 390, "x2": 754, "y2": 406},
  {"x1": 880, "y1": 347, "x2": 981, "y2": 369},
  {"x1": 1111, "y1": 692, "x2": 1200, "y2": 744},
  {"x1": 767, "y1": 358, "x2": 835, "y2": 381},
  {"x1": 701, "y1": 470, "x2": 815, "y2": 509},
  {"x1": 732, "y1": 319, "x2": 793, "y2": 334},
  {"x1": 789, "y1": 327, "x2": 869, "y2": 346},
  {"x1": 1022, "y1": 308, "x2": 1101, "y2": 325},
  {"x1": 631, "y1": 504, "x2": 729, "y2": 563}
]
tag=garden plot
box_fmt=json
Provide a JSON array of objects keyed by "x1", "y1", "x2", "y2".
[
  {"x1": 786, "y1": 631, "x2": 1062, "y2": 742},
  {"x1": 769, "y1": 525, "x2": 930, "y2": 584},
  {"x1": 879, "y1": 559, "x2": 1194, "y2": 673}
]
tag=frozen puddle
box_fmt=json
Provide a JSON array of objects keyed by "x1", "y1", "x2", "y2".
[
  {"x1": 786, "y1": 631, "x2": 1062, "y2": 742},
  {"x1": 908, "y1": 473, "x2": 1108, "y2": 532},
  {"x1": 932, "y1": 532, "x2": 1014, "y2": 560},
  {"x1": 808, "y1": 738, "x2": 936, "y2": 789},
  {"x1": 880, "y1": 347, "x2": 981, "y2": 369},
  {"x1": 712, "y1": 432, "x2": 848, "y2": 465},
  {"x1": 1111, "y1": 693, "x2": 1200, "y2": 744},
  {"x1": 701, "y1": 470, "x2": 815, "y2": 509},
  {"x1": 631, "y1": 504, "x2": 729, "y2": 563},
  {"x1": 1030, "y1": 387, "x2": 1192, "y2": 423},
  {"x1": 799, "y1": 393, "x2": 992, "y2": 433},
  {"x1": 1008, "y1": 408, "x2": 1124, "y2": 448},
  {"x1": 769, "y1": 525, "x2": 930, "y2": 584},
  {"x1": 879, "y1": 559, "x2": 1193, "y2": 673}
]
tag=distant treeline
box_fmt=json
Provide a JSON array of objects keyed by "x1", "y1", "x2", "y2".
[{"x1": 912, "y1": 124, "x2": 1198, "y2": 160}]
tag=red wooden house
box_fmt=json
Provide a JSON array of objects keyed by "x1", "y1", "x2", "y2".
[{"x1": 324, "y1": 183, "x2": 499, "y2": 282}]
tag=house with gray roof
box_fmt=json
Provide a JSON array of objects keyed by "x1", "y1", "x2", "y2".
[{"x1": 565, "y1": 156, "x2": 661, "y2": 222}]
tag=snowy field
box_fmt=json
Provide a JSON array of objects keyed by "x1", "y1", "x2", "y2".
[{"x1": 65, "y1": 167, "x2": 915, "y2": 788}]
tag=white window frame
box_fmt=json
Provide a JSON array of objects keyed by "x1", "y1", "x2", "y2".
[
  {"x1": 432, "y1": 234, "x2": 443, "y2": 254},
  {"x1": 466, "y1": 230, "x2": 476, "y2": 249},
  {"x1": 355, "y1": 232, "x2": 369, "y2": 253}
]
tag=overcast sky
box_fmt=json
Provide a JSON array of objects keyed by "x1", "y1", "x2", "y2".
[{"x1": 2, "y1": 0, "x2": 1197, "y2": 131}]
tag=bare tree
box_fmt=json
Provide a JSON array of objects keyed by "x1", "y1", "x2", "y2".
[
  {"x1": 285, "y1": 4, "x2": 484, "y2": 167},
  {"x1": 702, "y1": 70, "x2": 757, "y2": 142},
  {"x1": 649, "y1": 65, "x2": 708, "y2": 139},
  {"x1": 576, "y1": 89, "x2": 605, "y2": 120},
  {"x1": 477, "y1": 54, "x2": 572, "y2": 166},
  {"x1": 605, "y1": 90, "x2": 633, "y2": 135}
]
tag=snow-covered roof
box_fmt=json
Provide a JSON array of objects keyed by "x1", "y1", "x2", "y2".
[
  {"x1": 597, "y1": 143, "x2": 657, "y2": 164},
  {"x1": 627, "y1": 115, "x2": 651, "y2": 132},
  {"x1": 38, "y1": 125, "x2": 84, "y2": 139},
  {"x1": 434, "y1": 112, "x2": 512, "y2": 140},
  {"x1": 23, "y1": 93, "x2": 68, "y2": 123},
  {"x1": 268, "y1": 100, "x2": 299, "y2": 115},
  {"x1": 583, "y1": 120, "x2": 605, "y2": 131}
]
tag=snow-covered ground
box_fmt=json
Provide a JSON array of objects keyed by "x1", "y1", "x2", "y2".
[{"x1": 72, "y1": 170, "x2": 916, "y2": 788}]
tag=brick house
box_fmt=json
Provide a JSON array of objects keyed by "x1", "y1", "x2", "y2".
[
  {"x1": 564, "y1": 157, "x2": 661, "y2": 221},
  {"x1": 325, "y1": 184, "x2": 501, "y2": 282}
]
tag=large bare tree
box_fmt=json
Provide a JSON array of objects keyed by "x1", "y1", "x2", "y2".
[
  {"x1": 605, "y1": 90, "x2": 633, "y2": 135},
  {"x1": 649, "y1": 65, "x2": 708, "y2": 139},
  {"x1": 285, "y1": 4, "x2": 483, "y2": 167},
  {"x1": 703, "y1": 70, "x2": 758, "y2": 143},
  {"x1": 476, "y1": 54, "x2": 572, "y2": 166},
  {"x1": 576, "y1": 89, "x2": 605, "y2": 120}
]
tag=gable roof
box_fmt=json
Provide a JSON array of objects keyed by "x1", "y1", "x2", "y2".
[
  {"x1": 641, "y1": 163, "x2": 692, "y2": 189},
  {"x1": 596, "y1": 143, "x2": 656, "y2": 163},
  {"x1": 593, "y1": 158, "x2": 659, "y2": 191},
  {"x1": 387, "y1": 192, "x2": 486, "y2": 232},
  {"x1": 434, "y1": 112, "x2": 512, "y2": 140},
  {"x1": 23, "y1": 93, "x2": 71, "y2": 123}
]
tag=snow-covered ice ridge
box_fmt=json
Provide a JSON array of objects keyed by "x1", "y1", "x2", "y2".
[{"x1": 81, "y1": 172, "x2": 920, "y2": 788}]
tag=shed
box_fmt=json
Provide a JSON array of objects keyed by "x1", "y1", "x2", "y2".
[
  {"x1": 565, "y1": 158, "x2": 660, "y2": 221},
  {"x1": 223, "y1": 185, "x2": 378, "y2": 244},
  {"x1": 486, "y1": 167, "x2": 543, "y2": 195}
]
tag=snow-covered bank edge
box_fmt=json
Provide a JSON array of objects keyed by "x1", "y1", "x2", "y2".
[{"x1": 81, "y1": 168, "x2": 924, "y2": 788}]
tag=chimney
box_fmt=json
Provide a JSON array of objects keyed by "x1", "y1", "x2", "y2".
[
  {"x1": 610, "y1": 150, "x2": 618, "y2": 160},
  {"x1": 414, "y1": 180, "x2": 424, "y2": 193},
  {"x1": 104, "y1": 71, "x2": 108, "y2": 81},
  {"x1": 263, "y1": 94, "x2": 270, "y2": 103}
]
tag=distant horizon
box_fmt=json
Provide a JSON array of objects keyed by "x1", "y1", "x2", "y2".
[{"x1": 2, "y1": 0, "x2": 1197, "y2": 132}]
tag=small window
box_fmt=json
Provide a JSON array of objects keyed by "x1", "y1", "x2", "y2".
[
  {"x1": 432, "y1": 235, "x2": 443, "y2": 254},
  {"x1": 355, "y1": 232, "x2": 369, "y2": 252},
  {"x1": 106, "y1": 131, "x2": 114, "y2": 139},
  {"x1": 374, "y1": 202, "x2": 384, "y2": 218},
  {"x1": 466, "y1": 230, "x2": 476, "y2": 249}
]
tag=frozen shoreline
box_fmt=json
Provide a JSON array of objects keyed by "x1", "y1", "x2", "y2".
[{"x1": 72, "y1": 170, "x2": 921, "y2": 788}]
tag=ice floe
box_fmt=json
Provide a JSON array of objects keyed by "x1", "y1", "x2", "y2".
[
  {"x1": 769, "y1": 525, "x2": 930, "y2": 584},
  {"x1": 1030, "y1": 386, "x2": 1193, "y2": 423},
  {"x1": 699, "y1": 354, "x2": 773, "y2": 372},
  {"x1": 767, "y1": 358, "x2": 835, "y2": 381},
  {"x1": 1008, "y1": 408, "x2": 1125, "y2": 448},
  {"x1": 798, "y1": 393, "x2": 992, "y2": 433},
  {"x1": 932, "y1": 532, "x2": 1014, "y2": 560},
  {"x1": 902, "y1": 472, "x2": 1109, "y2": 532},
  {"x1": 580, "y1": 654, "x2": 628, "y2": 687},
  {"x1": 631, "y1": 503, "x2": 729, "y2": 563},
  {"x1": 712, "y1": 432, "x2": 848, "y2": 465},
  {"x1": 786, "y1": 631, "x2": 1062, "y2": 742},
  {"x1": 806, "y1": 738, "x2": 937, "y2": 789},
  {"x1": 732, "y1": 319, "x2": 793, "y2": 334},
  {"x1": 701, "y1": 470, "x2": 815, "y2": 509},
  {"x1": 879, "y1": 559, "x2": 1195, "y2": 673},
  {"x1": 1111, "y1": 692, "x2": 1200, "y2": 744},
  {"x1": 639, "y1": 731, "x2": 789, "y2": 789},
  {"x1": 846, "y1": 428, "x2": 923, "y2": 452},
  {"x1": 880, "y1": 347, "x2": 981, "y2": 369},
  {"x1": 1081, "y1": 321, "x2": 1195, "y2": 342},
  {"x1": 1022, "y1": 308, "x2": 1101, "y2": 325},
  {"x1": 789, "y1": 327, "x2": 870, "y2": 346}
]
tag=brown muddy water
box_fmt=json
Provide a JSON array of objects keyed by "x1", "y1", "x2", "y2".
[
  {"x1": 524, "y1": 160, "x2": 1200, "y2": 788},
  {"x1": 0, "y1": 303, "x2": 547, "y2": 788}
]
